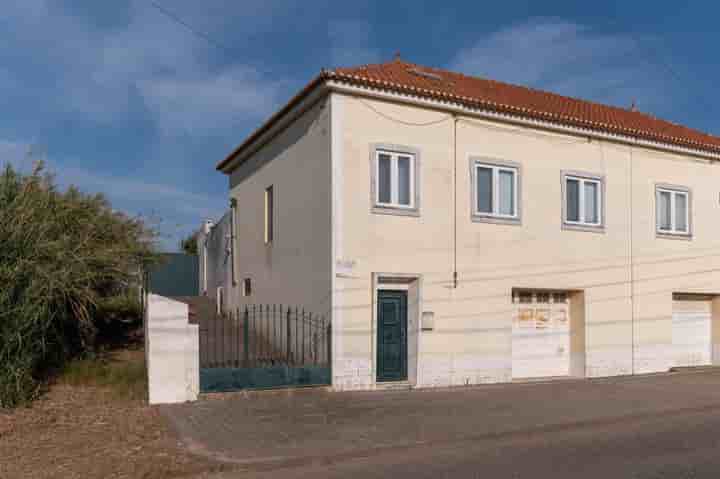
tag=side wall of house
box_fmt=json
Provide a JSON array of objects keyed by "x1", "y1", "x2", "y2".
[
  {"x1": 197, "y1": 212, "x2": 233, "y2": 311},
  {"x1": 227, "y1": 97, "x2": 333, "y2": 318},
  {"x1": 331, "y1": 92, "x2": 720, "y2": 390}
]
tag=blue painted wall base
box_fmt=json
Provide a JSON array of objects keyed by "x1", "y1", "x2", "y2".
[{"x1": 200, "y1": 366, "x2": 331, "y2": 393}]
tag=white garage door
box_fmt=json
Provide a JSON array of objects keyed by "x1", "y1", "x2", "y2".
[
  {"x1": 672, "y1": 295, "x2": 712, "y2": 368},
  {"x1": 512, "y1": 291, "x2": 570, "y2": 379}
]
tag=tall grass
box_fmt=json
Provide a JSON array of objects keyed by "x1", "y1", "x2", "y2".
[
  {"x1": 0, "y1": 163, "x2": 157, "y2": 408},
  {"x1": 60, "y1": 354, "x2": 147, "y2": 400}
]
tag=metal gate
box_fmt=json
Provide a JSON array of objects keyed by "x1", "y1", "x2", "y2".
[{"x1": 199, "y1": 305, "x2": 331, "y2": 392}]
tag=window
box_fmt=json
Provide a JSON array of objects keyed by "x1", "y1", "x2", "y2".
[
  {"x1": 242, "y1": 278, "x2": 252, "y2": 297},
  {"x1": 473, "y1": 161, "x2": 518, "y2": 219},
  {"x1": 564, "y1": 174, "x2": 603, "y2": 228},
  {"x1": 374, "y1": 149, "x2": 415, "y2": 209},
  {"x1": 264, "y1": 185, "x2": 274, "y2": 244},
  {"x1": 656, "y1": 186, "x2": 690, "y2": 236}
]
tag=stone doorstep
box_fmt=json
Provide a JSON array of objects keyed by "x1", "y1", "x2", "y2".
[{"x1": 374, "y1": 381, "x2": 412, "y2": 391}]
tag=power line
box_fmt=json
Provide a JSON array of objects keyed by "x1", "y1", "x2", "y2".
[
  {"x1": 148, "y1": 1, "x2": 236, "y2": 54},
  {"x1": 147, "y1": 1, "x2": 282, "y2": 79},
  {"x1": 356, "y1": 97, "x2": 452, "y2": 126}
]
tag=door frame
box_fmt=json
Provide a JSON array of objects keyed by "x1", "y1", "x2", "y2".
[{"x1": 372, "y1": 273, "x2": 422, "y2": 387}]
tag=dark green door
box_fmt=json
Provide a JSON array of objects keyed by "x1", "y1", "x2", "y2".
[{"x1": 377, "y1": 290, "x2": 408, "y2": 382}]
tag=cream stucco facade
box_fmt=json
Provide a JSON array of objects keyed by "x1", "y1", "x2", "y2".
[{"x1": 222, "y1": 87, "x2": 720, "y2": 391}]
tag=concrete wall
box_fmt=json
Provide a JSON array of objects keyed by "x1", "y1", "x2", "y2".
[
  {"x1": 145, "y1": 294, "x2": 199, "y2": 404},
  {"x1": 227, "y1": 97, "x2": 333, "y2": 317},
  {"x1": 330, "y1": 92, "x2": 720, "y2": 390}
]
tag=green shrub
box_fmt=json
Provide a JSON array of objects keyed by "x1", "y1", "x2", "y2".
[
  {"x1": 94, "y1": 293, "x2": 144, "y2": 348},
  {"x1": 0, "y1": 163, "x2": 157, "y2": 408}
]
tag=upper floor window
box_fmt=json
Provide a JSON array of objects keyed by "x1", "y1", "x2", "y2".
[
  {"x1": 264, "y1": 185, "x2": 274, "y2": 244},
  {"x1": 473, "y1": 161, "x2": 518, "y2": 219},
  {"x1": 563, "y1": 173, "x2": 603, "y2": 229},
  {"x1": 375, "y1": 149, "x2": 415, "y2": 208},
  {"x1": 371, "y1": 145, "x2": 420, "y2": 217},
  {"x1": 656, "y1": 185, "x2": 690, "y2": 236}
]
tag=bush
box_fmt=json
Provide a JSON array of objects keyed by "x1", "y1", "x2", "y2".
[
  {"x1": 0, "y1": 164, "x2": 157, "y2": 408},
  {"x1": 94, "y1": 293, "x2": 144, "y2": 348}
]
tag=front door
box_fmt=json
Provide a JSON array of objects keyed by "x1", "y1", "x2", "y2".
[{"x1": 377, "y1": 290, "x2": 408, "y2": 382}]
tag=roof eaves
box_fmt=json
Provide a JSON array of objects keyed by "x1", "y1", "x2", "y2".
[
  {"x1": 328, "y1": 70, "x2": 720, "y2": 156},
  {"x1": 216, "y1": 72, "x2": 330, "y2": 172}
]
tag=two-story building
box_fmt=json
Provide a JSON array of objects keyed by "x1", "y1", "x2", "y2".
[{"x1": 213, "y1": 59, "x2": 720, "y2": 391}]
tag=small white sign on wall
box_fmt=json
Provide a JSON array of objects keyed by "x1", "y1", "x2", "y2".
[
  {"x1": 422, "y1": 311, "x2": 435, "y2": 331},
  {"x1": 336, "y1": 259, "x2": 357, "y2": 277}
]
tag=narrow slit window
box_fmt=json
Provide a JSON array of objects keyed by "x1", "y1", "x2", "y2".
[{"x1": 264, "y1": 185, "x2": 274, "y2": 244}]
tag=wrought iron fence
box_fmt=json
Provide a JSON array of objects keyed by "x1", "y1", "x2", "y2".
[{"x1": 199, "y1": 305, "x2": 331, "y2": 369}]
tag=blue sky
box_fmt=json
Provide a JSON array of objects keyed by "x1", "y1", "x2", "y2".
[{"x1": 1, "y1": 1, "x2": 717, "y2": 250}]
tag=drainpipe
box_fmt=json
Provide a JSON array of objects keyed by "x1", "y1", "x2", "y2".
[
  {"x1": 629, "y1": 146, "x2": 635, "y2": 375},
  {"x1": 453, "y1": 115, "x2": 459, "y2": 289}
]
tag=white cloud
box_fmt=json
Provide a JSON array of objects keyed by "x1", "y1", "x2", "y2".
[
  {"x1": 137, "y1": 66, "x2": 283, "y2": 135},
  {"x1": 1, "y1": 0, "x2": 283, "y2": 134},
  {"x1": 449, "y1": 19, "x2": 666, "y2": 110},
  {"x1": 328, "y1": 20, "x2": 381, "y2": 67}
]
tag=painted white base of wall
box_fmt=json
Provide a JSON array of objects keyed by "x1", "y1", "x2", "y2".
[
  {"x1": 634, "y1": 343, "x2": 674, "y2": 375},
  {"x1": 332, "y1": 357, "x2": 374, "y2": 391},
  {"x1": 145, "y1": 294, "x2": 199, "y2": 405},
  {"x1": 332, "y1": 354, "x2": 512, "y2": 391},
  {"x1": 673, "y1": 300, "x2": 712, "y2": 367},
  {"x1": 418, "y1": 354, "x2": 511, "y2": 388},
  {"x1": 585, "y1": 347, "x2": 633, "y2": 378},
  {"x1": 512, "y1": 330, "x2": 570, "y2": 379}
]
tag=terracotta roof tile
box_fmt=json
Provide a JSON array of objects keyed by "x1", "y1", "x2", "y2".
[{"x1": 328, "y1": 60, "x2": 720, "y2": 155}]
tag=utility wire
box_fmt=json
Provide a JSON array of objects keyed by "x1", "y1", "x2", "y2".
[
  {"x1": 148, "y1": 1, "x2": 236, "y2": 54},
  {"x1": 147, "y1": 1, "x2": 285, "y2": 80},
  {"x1": 356, "y1": 98, "x2": 452, "y2": 126}
]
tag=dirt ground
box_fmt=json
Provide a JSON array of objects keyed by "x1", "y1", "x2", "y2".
[{"x1": 0, "y1": 350, "x2": 226, "y2": 479}]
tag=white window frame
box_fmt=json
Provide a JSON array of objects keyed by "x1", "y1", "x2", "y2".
[
  {"x1": 656, "y1": 186, "x2": 690, "y2": 236},
  {"x1": 473, "y1": 162, "x2": 519, "y2": 219},
  {"x1": 374, "y1": 150, "x2": 415, "y2": 209},
  {"x1": 564, "y1": 175, "x2": 603, "y2": 227}
]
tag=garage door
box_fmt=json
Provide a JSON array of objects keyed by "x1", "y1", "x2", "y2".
[
  {"x1": 512, "y1": 291, "x2": 570, "y2": 379},
  {"x1": 672, "y1": 295, "x2": 712, "y2": 368}
]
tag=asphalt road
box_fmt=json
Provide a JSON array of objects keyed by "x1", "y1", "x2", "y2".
[
  {"x1": 212, "y1": 404, "x2": 720, "y2": 478},
  {"x1": 177, "y1": 371, "x2": 720, "y2": 479}
]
